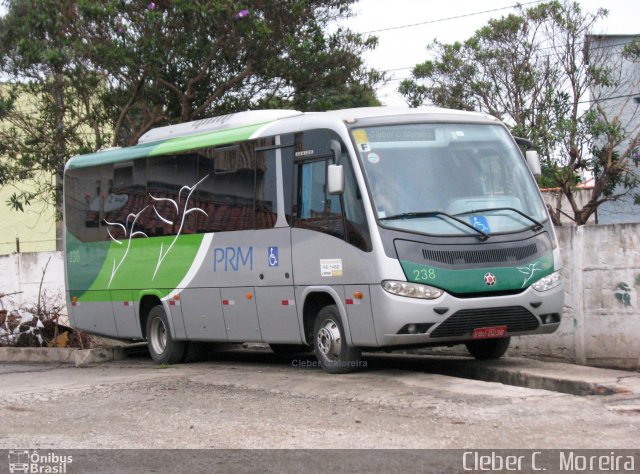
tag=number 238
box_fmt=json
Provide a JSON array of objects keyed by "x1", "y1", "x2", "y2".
[{"x1": 413, "y1": 268, "x2": 436, "y2": 281}]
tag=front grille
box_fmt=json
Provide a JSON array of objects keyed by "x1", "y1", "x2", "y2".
[
  {"x1": 430, "y1": 306, "x2": 539, "y2": 338},
  {"x1": 422, "y1": 243, "x2": 538, "y2": 266}
]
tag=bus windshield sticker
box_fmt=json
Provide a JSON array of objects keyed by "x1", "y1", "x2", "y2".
[
  {"x1": 352, "y1": 129, "x2": 370, "y2": 152},
  {"x1": 469, "y1": 215, "x2": 491, "y2": 233},
  {"x1": 352, "y1": 129, "x2": 368, "y2": 143},
  {"x1": 367, "y1": 152, "x2": 380, "y2": 164},
  {"x1": 320, "y1": 258, "x2": 343, "y2": 277}
]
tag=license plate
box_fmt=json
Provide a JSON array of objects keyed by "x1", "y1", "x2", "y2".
[{"x1": 472, "y1": 325, "x2": 507, "y2": 339}]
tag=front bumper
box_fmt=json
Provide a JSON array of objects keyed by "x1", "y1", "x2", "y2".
[{"x1": 369, "y1": 281, "x2": 564, "y2": 347}]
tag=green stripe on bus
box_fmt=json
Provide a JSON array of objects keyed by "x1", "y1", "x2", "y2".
[
  {"x1": 148, "y1": 122, "x2": 268, "y2": 156},
  {"x1": 66, "y1": 121, "x2": 270, "y2": 169},
  {"x1": 67, "y1": 233, "x2": 205, "y2": 302}
]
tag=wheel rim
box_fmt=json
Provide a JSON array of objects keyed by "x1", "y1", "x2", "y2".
[
  {"x1": 316, "y1": 319, "x2": 342, "y2": 361},
  {"x1": 149, "y1": 317, "x2": 167, "y2": 355}
]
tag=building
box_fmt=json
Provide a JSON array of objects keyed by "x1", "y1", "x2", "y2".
[{"x1": 586, "y1": 34, "x2": 640, "y2": 224}]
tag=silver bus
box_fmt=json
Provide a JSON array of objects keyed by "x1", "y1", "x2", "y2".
[{"x1": 64, "y1": 107, "x2": 563, "y2": 373}]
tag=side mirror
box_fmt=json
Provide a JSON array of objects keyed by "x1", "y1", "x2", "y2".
[
  {"x1": 327, "y1": 164, "x2": 344, "y2": 195},
  {"x1": 526, "y1": 150, "x2": 541, "y2": 177}
]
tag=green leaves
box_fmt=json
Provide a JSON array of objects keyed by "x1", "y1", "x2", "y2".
[
  {"x1": 400, "y1": 0, "x2": 639, "y2": 225},
  {"x1": 1, "y1": 0, "x2": 381, "y2": 210}
]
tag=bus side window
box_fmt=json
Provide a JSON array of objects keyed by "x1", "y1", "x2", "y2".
[
  {"x1": 195, "y1": 143, "x2": 255, "y2": 232},
  {"x1": 342, "y1": 154, "x2": 371, "y2": 251},
  {"x1": 146, "y1": 153, "x2": 199, "y2": 237},
  {"x1": 64, "y1": 165, "x2": 107, "y2": 242},
  {"x1": 103, "y1": 161, "x2": 147, "y2": 239},
  {"x1": 295, "y1": 159, "x2": 346, "y2": 240},
  {"x1": 255, "y1": 138, "x2": 278, "y2": 229}
]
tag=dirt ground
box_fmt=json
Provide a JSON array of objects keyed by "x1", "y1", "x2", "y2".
[{"x1": 1, "y1": 350, "x2": 639, "y2": 451}]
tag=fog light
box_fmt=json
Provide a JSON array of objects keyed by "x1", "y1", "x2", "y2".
[
  {"x1": 407, "y1": 324, "x2": 417, "y2": 334},
  {"x1": 544, "y1": 314, "x2": 553, "y2": 324}
]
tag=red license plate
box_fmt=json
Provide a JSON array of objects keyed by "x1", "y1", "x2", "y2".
[{"x1": 472, "y1": 325, "x2": 507, "y2": 339}]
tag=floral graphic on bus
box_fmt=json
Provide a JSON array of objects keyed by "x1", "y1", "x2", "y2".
[
  {"x1": 150, "y1": 175, "x2": 209, "y2": 279},
  {"x1": 104, "y1": 206, "x2": 149, "y2": 287},
  {"x1": 517, "y1": 262, "x2": 541, "y2": 288}
]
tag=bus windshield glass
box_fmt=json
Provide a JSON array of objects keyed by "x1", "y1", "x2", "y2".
[{"x1": 352, "y1": 122, "x2": 548, "y2": 237}]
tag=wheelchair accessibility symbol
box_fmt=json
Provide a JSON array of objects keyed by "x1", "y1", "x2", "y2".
[
  {"x1": 268, "y1": 247, "x2": 279, "y2": 267},
  {"x1": 470, "y1": 215, "x2": 491, "y2": 233}
]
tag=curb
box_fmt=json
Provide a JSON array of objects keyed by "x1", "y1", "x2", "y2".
[
  {"x1": 450, "y1": 362, "x2": 634, "y2": 396},
  {"x1": 382, "y1": 354, "x2": 640, "y2": 397},
  {"x1": 0, "y1": 347, "x2": 127, "y2": 367}
]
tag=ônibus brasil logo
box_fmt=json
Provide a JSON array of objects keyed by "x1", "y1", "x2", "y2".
[
  {"x1": 484, "y1": 273, "x2": 497, "y2": 286},
  {"x1": 8, "y1": 450, "x2": 73, "y2": 473}
]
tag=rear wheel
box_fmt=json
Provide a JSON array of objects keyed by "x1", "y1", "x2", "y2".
[
  {"x1": 146, "y1": 305, "x2": 186, "y2": 364},
  {"x1": 313, "y1": 305, "x2": 362, "y2": 374},
  {"x1": 465, "y1": 337, "x2": 511, "y2": 360}
]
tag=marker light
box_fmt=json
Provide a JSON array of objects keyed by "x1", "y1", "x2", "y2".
[
  {"x1": 531, "y1": 271, "x2": 562, "y2": 292},
  {"x1": 381, "y1": 280, "x2": 443, "y2": 300}
]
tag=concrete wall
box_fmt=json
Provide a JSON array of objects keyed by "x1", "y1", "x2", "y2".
[
  {"x1": 0, "y1": 251, "x2": 66, "y2": 316},
  {"x1": 1, "y1": 224, "x2": 639, "y2": 369},
  {"x1": 511, "y1": 224, "x2": 640, "y2": 370}
]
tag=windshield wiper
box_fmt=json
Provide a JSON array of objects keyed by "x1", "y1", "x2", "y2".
[
  {"x1": 379, "y1": 211, "x2": 490, "y2": 241},
  {"x1": 454, "y1": 207, "x2": 543, "y2": 231}
]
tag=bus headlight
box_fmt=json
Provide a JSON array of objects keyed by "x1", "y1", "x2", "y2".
[
  {"x1": 531, "y1": 271, "x2": 562, "y2": 292},
  {"x1": 381, "y1": 280, "x2": 443, "y2": 299}
]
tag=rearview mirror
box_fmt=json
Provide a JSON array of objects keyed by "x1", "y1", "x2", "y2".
[
  {"x1": 327, "y1": 164, "x2": 344, "y2": 195},
  {"x1": 526, "y1": 150, "x2": 541, "y2": 177}
]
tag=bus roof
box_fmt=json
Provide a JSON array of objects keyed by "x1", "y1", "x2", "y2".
[{"x1": 65, "y1": 107, "x2": 497, "y2": 170}]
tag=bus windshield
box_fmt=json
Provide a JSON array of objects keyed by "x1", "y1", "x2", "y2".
[{"x1": 352, "y1": 122, "x2": 548, "y2": 237}]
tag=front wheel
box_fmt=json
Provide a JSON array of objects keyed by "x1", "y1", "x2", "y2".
[
  {"x1": 146, "y1": 305, "x2": 186, "y2": 364},
  {"x1": 465, "y1": 337, "x2": 511, "y2": 360},
  {"x1": 313, "y1": 305, "x2": 362, "y2": 374}
]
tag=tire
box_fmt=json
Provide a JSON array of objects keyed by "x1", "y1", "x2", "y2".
[
  {"x1": 313, "y1": 305, "x2": 362, "y2": 374},
  {"x1": 269, "y1": 344, "x2": 311, "y2": 355},
  {"x1": 465, "y1": 337, "x2": 511, "y2": 360},
  {"x1": 146, "y1": 305, "x2": 186, "y2": 364}
]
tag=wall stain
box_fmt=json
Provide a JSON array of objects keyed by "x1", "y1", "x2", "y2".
[{"x1": 614, "y1": 282, "x2": 632, "y2": 307}]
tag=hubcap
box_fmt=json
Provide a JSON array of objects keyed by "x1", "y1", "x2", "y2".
[
  {"x1": 149, "y1": 317, "x2": 167, "y2": 355},
  {"x1": 317, "y1": 319, "x2": 342, "y2": 360}
]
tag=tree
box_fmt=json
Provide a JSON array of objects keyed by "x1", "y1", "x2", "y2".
[
  {"x1": 0, "y1": 0, "x2": 381, "y2": 210},
  {"x1": 399, "y1": 1, "x2": 640, "y2": 225}
]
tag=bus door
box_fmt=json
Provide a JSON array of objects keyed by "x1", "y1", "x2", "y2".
[{"x1": 253, "y1": 139, "x2": 302, "y2": 343}]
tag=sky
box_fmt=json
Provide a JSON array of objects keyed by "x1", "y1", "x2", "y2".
[{"x1": 344, "y1": 0, "x2": 640, "y2": 106}]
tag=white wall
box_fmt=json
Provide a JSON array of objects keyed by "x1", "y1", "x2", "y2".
[{"x1": 0, "y1": 251, "x2": 67, "y2": 318}]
